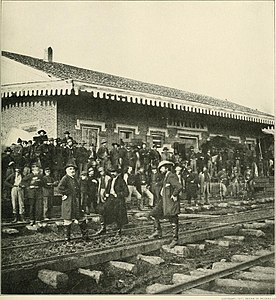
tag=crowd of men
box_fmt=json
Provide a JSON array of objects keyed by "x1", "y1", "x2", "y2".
[{"x1": 1, "y1": 129, "x2": 274, "y2": 245}]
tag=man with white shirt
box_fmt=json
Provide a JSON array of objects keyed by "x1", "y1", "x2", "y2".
[
  {"x1": 123, "y1": 166, "x2": 141, "y2": 209},
  {"x1": 5, "y1": 166, "x2": 25, "y2": 223}
]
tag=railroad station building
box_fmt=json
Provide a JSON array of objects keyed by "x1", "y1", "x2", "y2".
[{"x1": 1, "y1": 48, "x2": 274, "y2": 153}]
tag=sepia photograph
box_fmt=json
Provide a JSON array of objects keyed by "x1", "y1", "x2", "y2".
[{"x1": 1, "y1": 0, "x2": 275, "y2": 298}]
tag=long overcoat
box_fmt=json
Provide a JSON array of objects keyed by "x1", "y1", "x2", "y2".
[
  {"x1": 58, "y1": 174, "x2": 82, "y2": 220},
  {"x1": 99, "y1": 174, "x2": 129, "y2": 226},
  {"x1": 161, "y1": 171, "x2": 182, "y2": 217}
]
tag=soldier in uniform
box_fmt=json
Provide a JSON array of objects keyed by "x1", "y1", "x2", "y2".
[
  {"x1": 58, "y1": 162, "x2": 89, "y2": 242},
  {"x1": 148, "y1": 161, "x2": 182, "y2": 248}
]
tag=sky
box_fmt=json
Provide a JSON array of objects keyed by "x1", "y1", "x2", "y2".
[{"x1": 1, "y1": 1, "x2": 274, "y2": 115}]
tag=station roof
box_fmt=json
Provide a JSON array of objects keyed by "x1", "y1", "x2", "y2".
[{"x1": 1, "y1": 51, "x2": 274, "y2": 125}]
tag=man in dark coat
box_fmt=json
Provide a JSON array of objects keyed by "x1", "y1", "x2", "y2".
[
  {"x1": 53, "y1": 138, "x2": 65, "y2": 180},
  {"x1": 96, "y1": 167, "x2": 129, "y2": 236},
  {"x1": 42, "y1": 167, "x2": 58, "y2": 220},
  {"x1": 110, "y1": 143, "x2": 120, "y2": 170},
  {"x1": 76, "y1": 141, "x2": 89, "y2": 173},
  {"x1": 97, "y1": 139, "x2": 109, "y2": 170},
  {"x1": 148, "y1": 160, "x2": 182, "y2": 248},
  {"x1": 185, "y1": 166, "x2": 199, "y2": 205},
  {"x1": 57, "y1": 162, "x2": 89, "y2": 242},
  {"x1": 21, "y1": 164, "x2": 44, "y2": 225}
]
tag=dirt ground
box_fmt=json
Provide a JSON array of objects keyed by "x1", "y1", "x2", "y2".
[{"x1": 2, "y1": 223, "x2": 274, "y2": 294}]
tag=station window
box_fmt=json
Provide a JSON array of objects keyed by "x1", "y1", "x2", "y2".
[
  {"x1": 150, "y1": 131, "x2": 165, "y2": 148},
  {"x1": 119, "y1": 130, "x2": 134, "y2": 143},
  {"x1": 81, "y1": 126, "x2": 99, "y2": 148}
]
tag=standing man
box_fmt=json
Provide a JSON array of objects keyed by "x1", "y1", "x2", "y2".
[
  {"x1": 96, "y1": 167, "x2": 129, "y2": 236},
  {"x1": 148, "y1": 161, "x2": 182, "y2": 248},
  {"x1": 4, "y1": 166, "x2": 25, "y2": 223},
  {"x1": 58, "y1": 162, "x2": 89, "y2": 242},
  {"x1": 185, "y1": 166, "x2": 199, "y2": 206},
  {"x1": 110, "y1": 142, "x2": 120, "y2": 170},
  {"x1": 198, "y1": 166, "x2": 211, "y2": 204},
  {"x1": 97, "y1": 139, "x2": 109, "y2": 170}
]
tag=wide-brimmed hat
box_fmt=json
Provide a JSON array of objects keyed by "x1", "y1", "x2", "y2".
[
  {"x1": 101, "y1": 139, "x2": 107, "y2": 144},
  {"x1": 49, "y1": 138, "x2": 54, "y2": 141},
  {"x1": 81, "y1": 171, "x2": 87, "y2": 176},
  {"x1": 158, "y1": 160, "x2": 174, "y2": 169},
  {"x1": 112, "y1": 142, "x2": 119, "y2": 146},
  {"x1": 38, "y1": 129, "x2": 47, "y2": 135},
  {"x1": 64, "y1": 131, "x2": 70, "y2": 135},
  {"x1": 162, "y1": 147, "x2": 169, "y2": 151},
  {"x1": 17, "y1": 138, "x2": 22, "y2": 143}
]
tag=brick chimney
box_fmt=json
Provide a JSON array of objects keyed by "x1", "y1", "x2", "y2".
[{"x1": 44, "y1": 47, "x2": 53, "y2": 63}]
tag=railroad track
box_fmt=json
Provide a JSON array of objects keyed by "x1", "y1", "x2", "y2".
[
  {"x1": 151, "y1": 252, "x2": 275, "y2": 294},
  {"x1": 2, "y1": 203, "x2": 274, "y2": 252},
  {"x1": 2, "y1": 205, "x2": 274, "y2": 290}
]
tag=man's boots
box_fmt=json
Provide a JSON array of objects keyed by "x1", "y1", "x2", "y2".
[
  {"x1": 19, "y1": 214, "x2": 26, "y2": 222},
  {"x1": 64, "y1": 224, "x2": 72, "y2": 242},
  {"x1": 11, "y1": 213, "x2": 17, "y2": 223},
  {"x1": 80, "y1": 222, "x2": 89, "y2": 242},
  {"x1": 168, "y1": 219, "x2": 179, "y2": 248},
  {"x1": 148, "y1": 218, "x2": 162, "y2": 239},
  {"x1": 138, "y1": 197, "x2": 144, "y2": 211},
  {"x1": 95, "y1": 222, "x2": 106, "y2": 235}
]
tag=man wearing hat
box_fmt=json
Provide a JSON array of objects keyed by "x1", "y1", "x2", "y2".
[
  {"x1": 58, "y1": 161, "x2": 89, "y2": 242},
  {"x1": 42, "y1": 167, "x2": 58, "y2": 220},
  {"x1": 37, "y1": 130, "x2": 48, "y2": 146},
  {"x1": 139, "y1": 142, "x2": 150, "y2": 173},
  {"x1": 2, "y1": 147, "x2": 14, "y2": 180},
  {"x1": 12, "y1": 138, "x2": 24, "y2": 168},
  {"x1": 97, "y1": 139, "x2": 109, "y2": 170},
  {"x1": 184, "y1": 166, "x2": 199, "y2": 205},
  {"x1": 110, "y1": 142, "x2": 120, "y2": 170},
  {"x1": 52, "y1": 138, "x2": 64, "y2": 181},
  {"x1": 148, "y1": 160, "x2": 182, "y2": 248},
  {"x1": 62, "y1": 131, "x2": 72, "y2": 144},
  {"x1": 161, "y1": 146, "x2": 173, "y2": 162},
  {"x1": 21, "y1": 164, "x2": 44, "y2": 225},
  {"x1": 76, "y1": 141, "x2": 89, "y2": 174},
  {"x1": 4, "y1": 165, "x2": 25, "y2": 223},
  {"x1": 149, "y1": 144, "x2": 161, "y2": 168},
  {"x1": 96, "y1": 167, "x2": 129, "y2": 236}
]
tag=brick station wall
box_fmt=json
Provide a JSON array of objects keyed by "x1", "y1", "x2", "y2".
[
  {"x1": 57, "y1": 93, "x2": 168, "y2": 147},
  {"x1": 2, "y1": 96, "x2": 57, "y2": 142},
  {"x1": 56, "y1": 93, "x2": 267, "y2": 149}
]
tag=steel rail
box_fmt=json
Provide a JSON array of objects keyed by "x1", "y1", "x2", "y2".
[
  {"x1": 1, "y1": 220, "x2": 193, "y2": 251},
  {"x1": 2, "y1": 207, "x2": 274, "y2": 270},
  {"x1": 2, "y1": 198, "x2": 272, "y2": 228},
  {"x1": 154, "y1": 252, "x2": 275, "y2": 294},
  {"x1": 2, "y1": 204, "x2": 273, "y2": 252}
]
